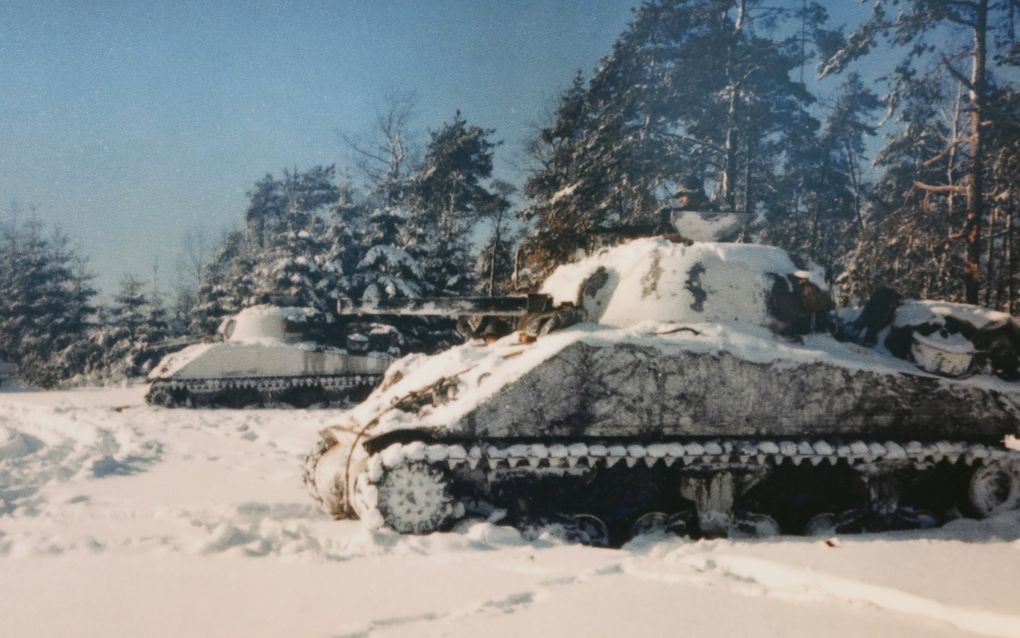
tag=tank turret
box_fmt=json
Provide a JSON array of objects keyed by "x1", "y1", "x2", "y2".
[{"x1": 305, "y1": 232, "x2": 1020, "y2": 546}]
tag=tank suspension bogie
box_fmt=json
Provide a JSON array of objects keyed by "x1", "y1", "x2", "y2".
[
  {"x1": 327, "y1": 438, "x2": 1020, "y2": 545},
  {"x1": 629, "y1": 511, "x2": 693, "y2": 538},
  {"x1": 679, "y1": 470, "x2": 774, "y2": 537},
  {"x1": 562, "y1": 514, "x2": 611, "y2": 547}
]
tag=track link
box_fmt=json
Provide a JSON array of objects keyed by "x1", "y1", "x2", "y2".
[{"x1": 362, "y1": 438, "x2": 1017, "y2": 474}]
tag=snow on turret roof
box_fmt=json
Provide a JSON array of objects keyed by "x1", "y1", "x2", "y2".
[
  {"x1": 540, "y1": 238, "x2": 826, "y2": 328},
  {"x1": 225, "y1": 305, "x2": 310, "y2": 344}
]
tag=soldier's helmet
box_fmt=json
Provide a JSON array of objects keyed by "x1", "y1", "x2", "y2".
[{"x1": 677, "y1": 174, "x2": 704, "y2": 195}]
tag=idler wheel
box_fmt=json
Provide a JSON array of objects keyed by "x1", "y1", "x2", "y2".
[
  {"x1": 968, "y1": 462, "x2": 1020, "y2": 518},
  {"x1": 376, "y1": 462, "x2": 454, "y2": 534},
  {"x1": 630, "y1": 511, "x2": 691, "y2": 539}
]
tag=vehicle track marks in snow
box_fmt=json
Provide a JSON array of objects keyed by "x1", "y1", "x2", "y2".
[
  {"x1": 333, "y1": 612, "x2": 445, "y2": 638},
  {"x1": 478, "y1": 591, "x2": 537, "y2": 613},
  {"x1": 333, "y1": 588, "x2": 543, "y2": 637},
  {"x1": 332, "y1": 555, "x2": 627, "y2": 637},
  {"x1": 0, "y1": 405, "x2": 163, "y2": 516},
  {"x1": 625, "y1": 552, "x2": 1020, "y2": 638}
]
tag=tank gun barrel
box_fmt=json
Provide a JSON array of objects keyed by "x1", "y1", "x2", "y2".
[
  {"x1": 143, "y1": 334, "x2": 210, "y2": 351},
  {"x1": 337, "y1": 293, "x2": 554, "y2": 318}
]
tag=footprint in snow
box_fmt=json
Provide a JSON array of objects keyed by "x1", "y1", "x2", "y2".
[{"x1": 479, "y1": 591, "x2": 535, "y2": 613}]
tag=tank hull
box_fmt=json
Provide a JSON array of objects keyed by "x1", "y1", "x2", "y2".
[
  {"x1": 307, "y1": 331, "x2": 1020, "y2": 543},
  {"x1": 145, "y1": 307, "x2": 393, "y2": 409},
  {"x1": 454, "y1": 341, "x2": 1019, "y2": 442},
  {"x1": 150, "y1": 341, "x2": 391, "y2": 380}
]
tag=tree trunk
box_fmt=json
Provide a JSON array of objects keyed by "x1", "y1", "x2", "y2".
[
  {"x1": 487, "y1": 211, "x2": 503, "y2": 297},
  {"x1": 995, "y1": 212, "x2": 1009, "y2": 310},
  {"x1": 739, "y1": 133, "x2": 755, "y2": 243},
  {"x1": 1009, "y1": 205, "x2": 1016, "y2": 314},
  {"x1": 985, "y1": 205, "x2": 997, "y2": 307},
  {"x1": 721, "y1": 0, "x2": 746, "y2": 209},
  {"x1": 963, "y1": 0, "x2": 988, "y2": 304},
  {"x1": 844, "y1": 141, "x2": 865, "y2": 232}
]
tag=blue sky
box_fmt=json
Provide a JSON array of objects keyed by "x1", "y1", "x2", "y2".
[
  {"x1": 0, "y1": 1, "x2": 878, "y2": 298},
  {"x1": 0, "y1": 1, "x2": 639, "y2": 296}
]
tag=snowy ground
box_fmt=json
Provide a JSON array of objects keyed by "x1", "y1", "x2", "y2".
[{"x1": 1, "y1": 387, "x2": 1019, "y2": 638}]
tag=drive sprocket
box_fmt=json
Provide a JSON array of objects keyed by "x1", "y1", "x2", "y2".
[{"x1": 375, "y1": 462, "x2": 455, "y2": 534}]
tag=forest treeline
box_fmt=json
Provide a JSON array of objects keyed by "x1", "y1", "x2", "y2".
[{"x1": 2, "y1": 0, "x2": 1019, "y2": 387}]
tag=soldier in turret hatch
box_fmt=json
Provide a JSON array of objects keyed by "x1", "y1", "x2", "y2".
[
  {"x1": 675, "y1": 174, "x2": 717, "y2": 212},
  {"x1": 655, "y1": 174, "x2": 718, "y2": 234}
]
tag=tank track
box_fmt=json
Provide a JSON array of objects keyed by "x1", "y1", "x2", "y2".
[
  {"x1": 342, "y1": 437, "x2": 1020, "y2": 543},
  {"x1": 303, "y1": 436, "x2": 333, "y2": 507},
  {"x1": 146, "y1": 374, "x2": 380, "y2": 408}
]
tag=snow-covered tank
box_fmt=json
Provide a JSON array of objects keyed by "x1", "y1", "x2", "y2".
[
  {"x1": 305, "y1": 235, "x2": 1020, "y2": 545},
  {"x1": 146, "y1": 306, "x2": 392, "y2": 408}
]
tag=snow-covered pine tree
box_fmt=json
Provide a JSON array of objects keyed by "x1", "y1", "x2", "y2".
[
  {"x1": 191, "y1": 230, "x2": 248, "y2": 336},
  {"x1": 101, "y1": 275, "x2": 148, "y2": 378},
  {"x1": 251, "y1": 212, "x2": 331, "y2": 310},
  {"x1": 0, "y1": 219, "x2": 50, "y2": 374},
  {"x1": 354, "y1": 205, "x2": 427, "y2": 302},
  {"x1": 412, "y1": 111, "x2": 500, "y2": 295},
  {"x1": 981, "y1": 86, "x2": 1020, "y2": 312},
  {"x1": 760, "y1": 72, "x2": 881, "y2": 283},
  {"x1": 821, "y1": 73, "x2": 883, "y2": 238},
  {"x1": 190, "y1": 166, "x2": 343, "y2": 335},
  {"x1": 0, "y1": 217, "x2": 100, "y2": 387},
  {"x1": 44, "y1": 233, "x2": 102, "y2": 382},
  {"x1": 834, "y1": 76, "x2": 965, "y2": 303},
  {"x1": 315, "y1": 178, "x2": 361, "y2": 312},
  {"x1": 97, "y1": 274, "x2": 171, "y2": 380},
  {"x1": 337, "y1": 93, "x2": 442, "y2": 305},
  {"x1": 521, "y1": 0, "x2": 828, "y2": 276},
  {"x1": 840, "y1": 75, "x2": 1020, "y2": 310},
  {"x1": 246, "y1": 166, "x2": 340, "y2": 314},
  {"x1": 820, "y1": 0, "x2": 1019, "y2": 304},
  {"x1": 476, "y1": 179, "x2": 517, "y2": 295},
  {"x1": 521, "y1": 71, "x2": 594, "y2": 279}
]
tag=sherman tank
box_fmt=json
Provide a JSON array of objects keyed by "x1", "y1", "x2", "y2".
[
  {"x1": 305, "y1": 232, "x2": 1020, "y2": 546},
  {"x1": 146, "y1": 305, "x2": 393, "y2": 408}
]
